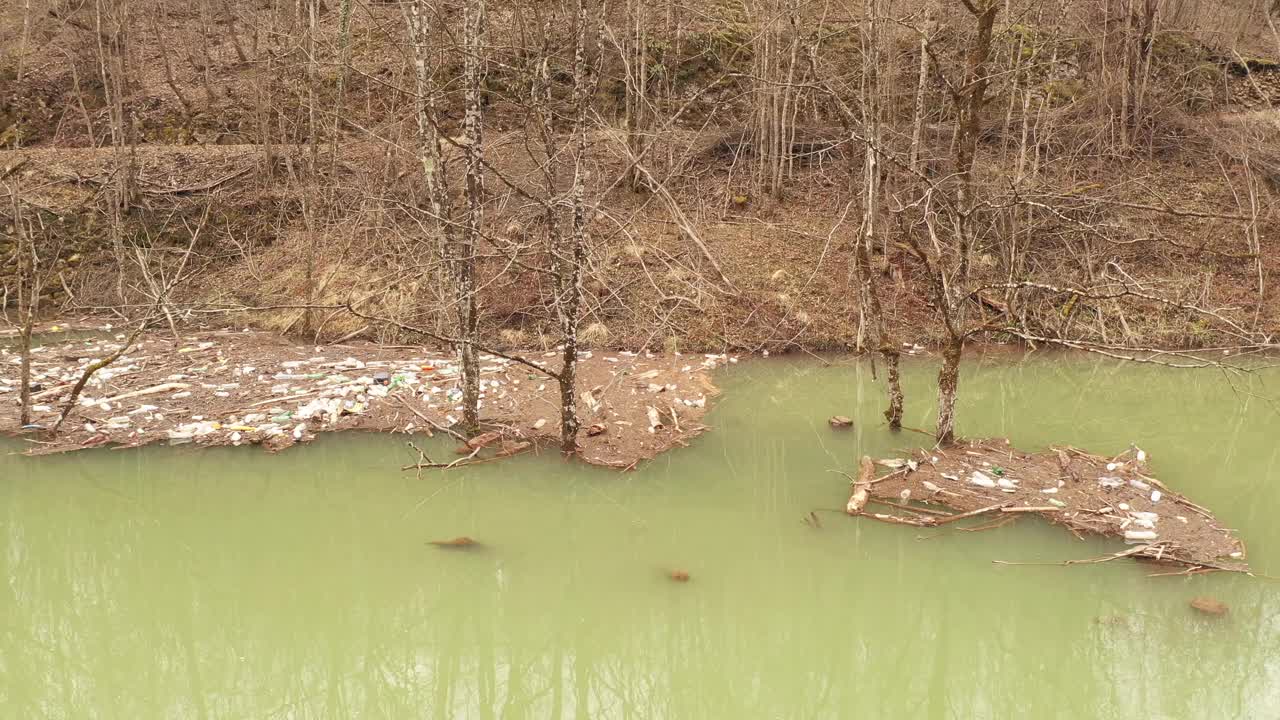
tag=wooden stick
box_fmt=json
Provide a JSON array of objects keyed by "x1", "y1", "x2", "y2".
[
  {"x1": 930, "y1": 503, "x2": 1008, "y2": 526},
  {"x1": 992, "y1": 543, "x2": 1164, "y2": 567},
  {"x1": 100, "y1": 382, "x2": 189, "y2": 403},
  {"x1": 393, "y1": 395, "x2": 468, "y2": 442},
  {"x1": 957, "y1": 516, "x2": 1017, "y2": 532},
  {"x1": 863, "y1": 513, "x2": 934, "y2": 527},
  {"x1": 870, "y1": 499, "x2": 954, "y2": 517}
]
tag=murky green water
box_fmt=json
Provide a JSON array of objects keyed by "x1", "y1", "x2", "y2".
[{"x1": 3, "y1": 351, "x2": 1278, "y2": 719}]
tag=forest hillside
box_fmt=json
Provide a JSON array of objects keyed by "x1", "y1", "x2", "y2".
[{"x1": 3, "y1": 0, "x2": 1279, "y2": 353}]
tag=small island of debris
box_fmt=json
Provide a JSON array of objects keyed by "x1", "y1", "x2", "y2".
[
  {"x1": 1, "y1": 328, "x2": 732, "y2": 468},
  {"x1": 845, "y1": 439, "x2": 1247, "y2": 574}
]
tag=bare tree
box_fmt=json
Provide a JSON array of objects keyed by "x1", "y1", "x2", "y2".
[
  {"x1": 904, "y1": 0, "x2": 1000, "y2": 444},
  {"x1": 456, "y1": 0, "x2": 486, "y2": 434},
  {"x1": 549, "y1": 0, "x2": 603, "y2": 453},
  {"x1": 622, "y1": 0, "x2": 650, "y2": 192},
  {"x1": 5, "y1": 174, "x2": 38, "y2": 428},
  {"x1": 855, "y1": 0, "x2": 904, "y2": 429},
  {"x1": 93, "y1": 0, "x2": 138, "y2": 305}
]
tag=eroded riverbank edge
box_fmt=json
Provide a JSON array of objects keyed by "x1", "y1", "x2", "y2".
[{"x1": 1, "y1": 328, "x2": 733, "y2": 468}]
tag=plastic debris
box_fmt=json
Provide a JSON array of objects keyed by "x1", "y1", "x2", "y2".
[{"x1": 969, "y1": 471, "x2": 997, "y2": 488}]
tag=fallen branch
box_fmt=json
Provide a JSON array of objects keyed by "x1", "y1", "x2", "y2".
[
  {"x1": 402, "y1": 440, "x2": 482, "y2": 471},
  {"x1": 393, "y1": 395, "x2": 468, "y2": 442},
  {"x1": 52, "y1": 321, "x2": 149, "y2": 433},
  {"x1": 929, "y1": 503, "x2": 1009, "y2": 526},
  {"x1": 141, "y1": 168, "x2": 251, "y2": 196},
  {"x1": 992, "y1": 543, "x2": 1165, "y2": 566},
  {"x1": 100, "y1": 382, "x2": 190, "y2": 404},
  {"x1": 869, "y1": 499, "x2": 954, "y2": 517}
]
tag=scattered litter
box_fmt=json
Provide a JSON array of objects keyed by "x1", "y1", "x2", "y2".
[{"x1": 969, "y1": 471, "x2": 997, "y2": 488}]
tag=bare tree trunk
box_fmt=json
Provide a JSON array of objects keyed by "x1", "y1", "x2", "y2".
[
  {"x1": 751, "y1": 0, "x2": 801, "y2": 199},
  {"x1": 300, "y1": 0, "x2": 319, "y2": 336},
  {"x1": 857, "y1": 0, "x2": 903, "y2": 428},
  {"x1": 17, "y1": 0, "x2": 33, "y2": 85},
  {"x1": 152, "y1": 11, "x2": 193, "y2": 116},
  {"x1": 935, "y1": 338, "x2": 962, "y2": 445},
  {"x1": 909, "y1": 2, "x2": 935, "y2": 171},
  {"x1": 11, "y1": 187, "x2": 36, "y2": 428},
  {"x1": 926, "y1": 0, "x2": 999, "y2": 443},
  {"x1": 95, "y1": 0, "x2": 136, "y2": 305},
  {"x1": 331, "y1": 0, "x2": 354, "y2": 168},
  {"x1": 623, "y1": 0, "x2": 648, "y2": 191},
  {"x1": 458, "y1": 0, "x2": 486, "y2": 434},
  {"x1": 555, "y1": 0, "x2": 599, "y2": 454}
]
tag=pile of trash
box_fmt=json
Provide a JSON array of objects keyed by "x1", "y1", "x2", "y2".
[
  {"x1": 1, "y1": 328, "x2": 734, "y2": 467},
  {"x1": 846, "y1": 438, "x2": 1247, "y2": 573}
]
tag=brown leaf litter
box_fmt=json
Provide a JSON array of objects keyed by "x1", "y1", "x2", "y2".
[{"x1": 846, "y1": 438, "x2": 1247, "y2": 573}]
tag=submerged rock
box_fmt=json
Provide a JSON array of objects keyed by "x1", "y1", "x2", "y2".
[
  {"x1": 1190, "y1": 596, "x2": 1228, "y2": 616},
  {"x1": 429, "y1": 536, "x2": 482, "y2": 549},
  {"x1": 828, "y1": 416, "x2": 853, "y2": 429}
]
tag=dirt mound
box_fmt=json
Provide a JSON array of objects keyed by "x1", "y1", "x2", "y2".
[{"x1": 846, "y1": 438, "x2": 1247, "y2": 573}]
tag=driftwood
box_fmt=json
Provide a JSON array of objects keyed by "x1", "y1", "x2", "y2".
[{"x1": 845, "y1": 456, "x2": 875, "y2": 515}]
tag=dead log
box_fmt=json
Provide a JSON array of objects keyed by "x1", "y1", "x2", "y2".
[{"x1": 845, "y1": 456, "x2": 875, "y2": 515}]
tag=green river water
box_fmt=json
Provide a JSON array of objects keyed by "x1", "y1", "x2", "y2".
[{"x1": 2, "y1": 352, "x2": 1278, "y2": 719}]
